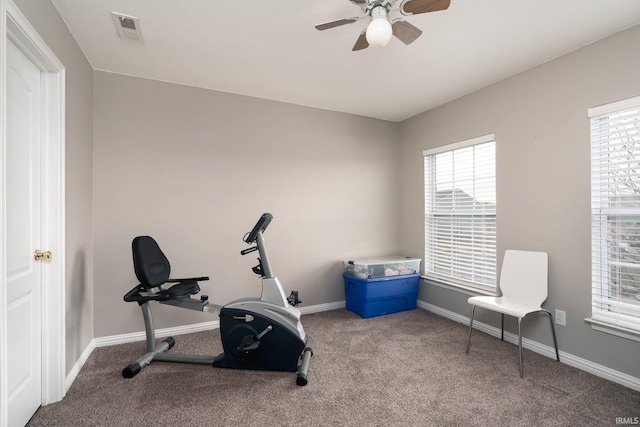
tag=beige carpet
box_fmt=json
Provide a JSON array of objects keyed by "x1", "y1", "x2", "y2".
[{"x1": 28, "y1": 308, "x2": 640, "y2": 426}]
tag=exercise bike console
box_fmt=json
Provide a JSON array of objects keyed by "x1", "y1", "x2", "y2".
[
  {"x1": 121, "y1": 213, "x2": 313, "y2": 386},
  {"x1": 244, "y1": 212, "x2": 272, "y2": 244}
]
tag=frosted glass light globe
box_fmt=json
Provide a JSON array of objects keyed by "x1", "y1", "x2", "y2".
[{"x1": 366, "y1": 17, "x2": 392, "y2": 47}]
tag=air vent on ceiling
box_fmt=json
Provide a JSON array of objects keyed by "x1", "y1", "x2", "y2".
[{"x1": 111, "y1": 12, "x2": 142, "y2": 41}]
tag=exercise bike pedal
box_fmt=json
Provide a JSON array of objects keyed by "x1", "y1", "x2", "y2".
[
  {"x1": 252, "y1": 264, "x2": 264, "y2": 276},
  {"x1": 237, "y1": 335, "x2": 261, "y2": 360},
  {"x1": 236, "y1": 324, "x2": 273, "y2": 360},
  {"x1": 287, "y1": 290, "x2": 301, "y2": 307}
]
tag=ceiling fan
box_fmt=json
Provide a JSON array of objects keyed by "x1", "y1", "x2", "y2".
[{"x1": 315, "y1": 0, "x2": 451, "y2": 51}]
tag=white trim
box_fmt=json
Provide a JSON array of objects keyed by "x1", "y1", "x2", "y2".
[
  {"x1": 588, "y1": 95, "x2": 640, "y2": 118},
  {"x1": 60, "y1": 299, "x2": 640, "y2": 396},
  {"x1": 0, "y1": 2, "x2": 7, "y2": 426},
  {"x1": 68, "y1": 321, "x2": 222, "y2": 391},
  {"x1": 585, "y1": 317, "x2": 640, "y2": 343},
  {"x1": 93, "y1": 301, "x2": 347, "y2": 348},
  {"x1": 38, "y1": 57, "x2": 66, "y2": 407},
  {"x1": 417, "y1": 300, "x2": 640, "y2": 392},
  {"x1": 423, "y1": 136, "x2": 497, "y2": 291},
  {"x1": 1, "y1": 2, "x2": 66, "y2": 422},
  {"x1": 95, "y1": 320, "x2": 220, "y2": 347},
  {"x1": 589, "y1": 95, "x2": 640, "y2": 339},
  {"x1": 422, "y1": 133, "x2": 495, "y2": 156},
  {"x1": 298, "y1": 300, "x2": 345, "y2": 314},
  {"x1": 64, "y1": 339, "x2": 95, "y2": 393}
]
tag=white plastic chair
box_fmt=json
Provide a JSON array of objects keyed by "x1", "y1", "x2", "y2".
[{"x1": 465, "y1": 250, "x2": 559, "y2": 378}]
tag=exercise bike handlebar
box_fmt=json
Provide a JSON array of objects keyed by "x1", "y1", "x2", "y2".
[
  {"x1": 242, "y1": 213, "x2": 275, "y2": 278},
  {"x1": 244, "y1": 213, "x2": 273, "y2": 244},
  {"x1": 240, "y1": 246, "x2": 258, "y2": 256}
]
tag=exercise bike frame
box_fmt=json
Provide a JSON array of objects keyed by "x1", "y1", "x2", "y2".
[{"x1": 122, "y1": 213, "x2": 313, "y2": 386}]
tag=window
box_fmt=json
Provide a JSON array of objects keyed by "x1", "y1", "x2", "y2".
[
  {"x1": 423, "y1": 134, "x2": 497, "y2": 292},
  {"x1": 590, "y1": 96, "x2": 640, "y2": 338}
]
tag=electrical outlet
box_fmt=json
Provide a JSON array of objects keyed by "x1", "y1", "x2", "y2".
[{"x1": 555, "y1": 309, "x2": 566, "y2": 326}]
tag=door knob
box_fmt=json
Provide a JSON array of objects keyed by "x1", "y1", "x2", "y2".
[{"x1": 34, "y1": 250, "x2": 51, "y2": 261}]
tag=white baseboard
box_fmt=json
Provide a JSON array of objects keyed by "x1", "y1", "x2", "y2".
[
  {"x1": 67, "y1": 299, "x2": 639, "y2": 394},
  {"x1": 94, "y1": 320, "x2": 220, "y2": 348},
  {"x1": 65, "y1": 339, "x2": 95, "y2": 393},
  {"x1": 417, "y1": 300, "x2": 640, "y2": 392},
  {"x1": 298, "y1": 300, "x2": 345, "y2": 314},
  {"x1": 93, "y1": 301, "x2": 348, "y2": 347}
]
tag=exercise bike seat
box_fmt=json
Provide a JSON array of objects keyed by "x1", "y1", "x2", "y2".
[{"x1": 124, "y1": 236, "x2": 208, "y2": 303}]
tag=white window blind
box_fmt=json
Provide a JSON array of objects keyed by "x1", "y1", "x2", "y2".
[
  {"x1": 424, "y1": 134, "x2": 497, "y2": 291},
  {"x1": 590, "y1": 96, "x2": 640, "y2": 334}
]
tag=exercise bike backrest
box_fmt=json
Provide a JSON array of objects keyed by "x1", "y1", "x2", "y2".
[{"x1": 132, "y1": 236, "x2": 172, "y2": 288}]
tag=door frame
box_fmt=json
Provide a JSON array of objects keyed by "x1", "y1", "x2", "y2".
[{"x1": 0, "y1": 0, "x2": 65, "y2": 424}]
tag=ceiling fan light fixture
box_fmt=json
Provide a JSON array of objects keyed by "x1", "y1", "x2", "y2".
[{"x1": 366, "y1": 6, "x2": 392, "y2": 47}]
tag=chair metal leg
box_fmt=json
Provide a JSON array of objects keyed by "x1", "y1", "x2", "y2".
[
  {"x1": 543, "y1": 310, "x2": 560, "y2": 362},
  {"x1": 466, "y1": 305, "x2": 476, "y2": 354},
  {"x1": 517, "y1": 317, "x2": 524, "y2": 378},
  {"x1": 501, "y1": 313, "x2": 505, "y2": 341}
]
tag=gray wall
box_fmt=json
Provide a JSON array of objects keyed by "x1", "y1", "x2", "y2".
[
  {"x1": 93, "y1": 71, "x2": 400, "y2": 337},
  {"x1": 399, "y1": 25, "x2": 640, "y2": 378},
  {"x1": 13, "y1": 0, "x2": 94, "y2": 374}
]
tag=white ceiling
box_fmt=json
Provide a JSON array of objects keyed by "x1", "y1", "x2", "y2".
[{"x1": 51, "y1": 0, "x2": 640, "y2": 122}]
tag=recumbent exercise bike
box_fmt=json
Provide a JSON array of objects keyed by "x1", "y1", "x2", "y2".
[{"x1": 122, "y1": 213, "x2": 313, "y2": 386}]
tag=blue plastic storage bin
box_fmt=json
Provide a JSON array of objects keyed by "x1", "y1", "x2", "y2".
[{"x1": 343, "y1": 273, "x2": 419, "y2": 318}]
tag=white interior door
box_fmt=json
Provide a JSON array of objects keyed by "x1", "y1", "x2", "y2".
[{"x1": 6, "y1": 38, "x2": 43, "y2": 427}]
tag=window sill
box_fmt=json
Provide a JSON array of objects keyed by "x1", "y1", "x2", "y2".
[
  {"x1": 421, "y1": 276, "x2": 498, "y2": 297},
  {"x1": 585, "y1": 317, "x2": 640, "y2": 343}
]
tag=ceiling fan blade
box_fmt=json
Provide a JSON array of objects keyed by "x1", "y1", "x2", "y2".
[
  {"x1": 315, "y1": 17, "x2": 359, "y2": 31},
  {"x1": 392, "y1": 20, "x2": 423, "y2": 45},
  {"x1": 349, "y1": 0, "x2": 367, "y2": 4},
  {"x1": 401, "y1": 0, "x2": 450, "y2": 15},
  {"x1": 352, "y1": 30, "x2": 369, "y2": 51}
]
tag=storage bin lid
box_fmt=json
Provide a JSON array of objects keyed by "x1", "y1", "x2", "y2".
[{"x1": 344, "y1": 256, "x2": 421, "y2": 266}]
